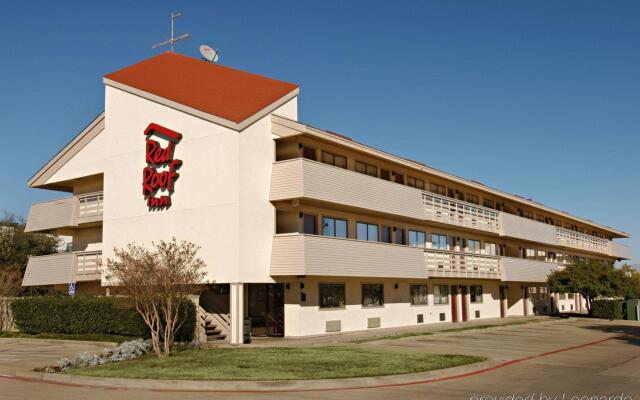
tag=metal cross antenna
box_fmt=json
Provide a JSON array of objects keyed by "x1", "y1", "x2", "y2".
[{"x1": 152, "y1": 12, "x2": 190, "y2": 52}]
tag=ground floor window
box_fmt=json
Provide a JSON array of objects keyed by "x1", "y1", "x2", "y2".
[
  {"x1": 470, "y1": 285, "x2": 483, "y2": 303},
  {"x1": 410, "y1": 284, "x2": 428, "y2": 305},
  {"x1": 319, "y1": 283, "x2": 345, "y2": 309},
  {"x1": 433, "y1": 285, "x2": 449, "y2": 304},
  {"x1": 362, "y1": 284, "x2": 384, "y2": 307}
]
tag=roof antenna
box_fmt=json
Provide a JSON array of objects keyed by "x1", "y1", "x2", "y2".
[{"x1": 152, "y1": 12, "x2": 190, "y2": 52}]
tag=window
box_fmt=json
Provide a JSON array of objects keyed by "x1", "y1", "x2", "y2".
[
  {"x1": 302, "y1": 145, "x2": 316, "y2": 160},
  {"x1": 410, "y1": 284, "x2": 428, "y2": 305},
  {"x1": 433, "y1": 285, "x2": 449, "y2": 304},
  {"x1": 484, "y1": 242, "x2": 497, "y2": 256},
  {"x1": 355, "y1": 161, "x2": 377, "y2": 177},
  {"x1": 467, "y1": 239, "x2": 481, "y2": 253},
  {"x1": 357, "y1": 222, "x2": 378, "y2": 242},
  {"x1": 394, "y1": 173, "x2": 404, "y2": 184},
  {"x1": 321, "y1": 151, "x2": 346, "y2": 168},
  {"x1": 524, "y1": 210, "x2": 533, "y2": 220},
  {"x1": 568, "y1": 293, "x2": 575, "y2": 299},
  {"x1": 393, "y1": 228, "x2": 405, "y2": 245},
  {"x1": 303, "y1": 214, "x2": 316, "y2": 234},
  {"x1": 524, "y1": 248, "x2": 536, "y2": 259},
  {"x1": 362, "y1": 284, "x2": 384, "y2": 307},
  {"x1": 559, "y1": 293, "x2": 566, "y2": 300},
  {"x1": 466, "y1": 194, "x2": 479, "y2": 205},
  {"x1": 429, "y1": 183, "x2": 446, "y2": 196},
  {"x1": 431, "y1": 234, "x2": 448, "y2": 250},
  {"x1": 322, "y1": 217, "x2": 347, "y2": 238},
  {"x1": 380, "y1": 169, "x2": 391, "y2": 180},
  {"x1": 408, "y1": 230, "x2": 426, "y2": 248},
  {"x1": 536, "y1": 250, "x2": 546, "y2": 261},
  {"x1": 319, "y1": 284, "x2": 345, "y2": 309},
  {"x1": 470, "y1": 285, "x2": 483, "y2": 303},
  {"x1": 483, "y1": 198, "x2": 495, "y2": 209},
  {"x1": 381, "y1": 226, "x2": 392, "y2": 243},
  {"x1": 407, "y1": 176, "x2": 425, "y2": 190}
]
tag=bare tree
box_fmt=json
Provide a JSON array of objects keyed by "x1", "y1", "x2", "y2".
[
  {"x1": 106, "y1": 239, "x2": 206, "y2": 357},
  {"x1": 0, "y1": 269, "x2": 21, "y2": 331}
]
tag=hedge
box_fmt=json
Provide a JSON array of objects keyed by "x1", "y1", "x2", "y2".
[
  {"x1": 591, "y1": 299, "x2": 624, "y2": 320},
  {"x1": 11, "y1": 296, "x2": 195, "y2": 341}
]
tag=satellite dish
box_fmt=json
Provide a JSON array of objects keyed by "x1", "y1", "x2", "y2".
[{"x1": 200, "y1": 44, "x2": 219, "y2": 63}]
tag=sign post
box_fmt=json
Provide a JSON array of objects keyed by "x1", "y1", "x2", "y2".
[{"x1": 68, "y1": 282, "x2": 76, "y2": 297}]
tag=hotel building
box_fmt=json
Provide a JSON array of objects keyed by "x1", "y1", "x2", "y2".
[{"x1": 21, "y1": 53, "x2": 631, "y2": 344}]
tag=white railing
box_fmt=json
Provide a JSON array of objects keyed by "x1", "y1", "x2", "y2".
[
  {"x1": 422, "y1": 192, "x2": 499, "y2": 233},
  {"x1": 555, "y1": 226, "x2": 609, "y2": 254},
  {"x1": 75, "y1": 251, "x2": 102, "y2": 276},
  {"x1": 76, "y1": 192, "x2": 103, "y2": 220},
  {"x1": 425, "y1": 248, "x2": 500, "y2": 278}
]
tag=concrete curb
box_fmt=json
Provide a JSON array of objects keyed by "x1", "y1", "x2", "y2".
[
  {"x1": 0, "y1": 338, "x2": 117, "y2": 347},
  {"x1": 13, "y1": 360, "x2": 498, "y2": 392}
]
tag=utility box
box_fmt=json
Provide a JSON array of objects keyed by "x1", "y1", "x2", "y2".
[{"x1": 626, "y1": 299, "x2": 640, "y2": 321}]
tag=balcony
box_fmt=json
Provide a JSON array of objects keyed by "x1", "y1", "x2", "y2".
[
  {"x1": 270, "y1": 234, "x2": 501, "y2": 279},
  {"x1": 425, "y1": 249, "x2": 500, "y2": 279},
  {"x1": 25, "y1": 192, "x2": 103, "y2": 233},
  {"x1": 21, "y1": 250, "x2": 103, "y2": 287},
  {"x1": 500, "y1": 257, "x2": 560, "y2": 283},
  {"x1": 422, "y1": 192, "x2": 499, "y2": 233}
]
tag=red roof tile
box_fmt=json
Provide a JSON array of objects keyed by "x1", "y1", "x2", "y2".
[{"x1": 104, "y1": 52, "x2": 299, "y2": 124}]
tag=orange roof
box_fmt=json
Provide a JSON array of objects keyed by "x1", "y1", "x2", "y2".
[{"x1": 104, "y1": 52, "x2": 299, "y2": 124}]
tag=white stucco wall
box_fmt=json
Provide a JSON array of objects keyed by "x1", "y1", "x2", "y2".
[{"x1": 45, "y1": 86, "x2": 298, "y2": 284}]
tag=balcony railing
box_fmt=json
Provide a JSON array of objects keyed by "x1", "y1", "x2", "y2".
[
  {"x1": 22, "y1": 250, "x2": 103, "y2": 287},
  {"x1": 25, "y1": 191, "x2": 103, "y2": 233},
  {"x1": 555, "y1": 226, "x2": 609, "y2": 254},
  {"x1": 422, "y1": 192, "x2": 500, "y2": 233},
  {"x1": 425, "y1": 248, "x2": 500, "y2": 279}
]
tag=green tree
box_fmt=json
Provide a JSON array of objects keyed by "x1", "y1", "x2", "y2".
[
  {"x1": 619, "y1": 264, "x2": 640, "y2": 299},
  {"x1": 548, "y1": 259, "x2": 626, "y2": 313},
  {"x1": 0, "y1": 212, "x2": 61, "y2": 274}
]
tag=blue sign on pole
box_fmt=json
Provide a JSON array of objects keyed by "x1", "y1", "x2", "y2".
[{"x1": 68, "y1": 282, "x2": 76, "y2": 297}]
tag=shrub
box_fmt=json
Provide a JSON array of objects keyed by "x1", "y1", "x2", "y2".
[
  {"x1": 591, "y1": 299, "x2": 624, "y2": 320},
  {"x1": 11, "y1": 296, "x2": 195, "y2": 341}
]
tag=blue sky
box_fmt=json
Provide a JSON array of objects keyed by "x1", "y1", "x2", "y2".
[{"x1": 0, "y1": 1, "x2": 638, "y2": 264}]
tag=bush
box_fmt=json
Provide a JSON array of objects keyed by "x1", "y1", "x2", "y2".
[
  {"x1": 591, "y1": 299, "x2": 624, "y2": 320},
  {"x1": 11, "y1": 296, "x2": 195, "y2": 341}
]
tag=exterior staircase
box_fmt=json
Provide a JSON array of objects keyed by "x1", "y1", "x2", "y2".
[{"x1": 198, "y1": 306, "x2": 230, "y2": 343}]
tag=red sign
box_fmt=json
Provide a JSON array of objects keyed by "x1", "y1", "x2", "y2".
[{"x1": 142, "y1": 123, "x2": 183, "y2": 209}]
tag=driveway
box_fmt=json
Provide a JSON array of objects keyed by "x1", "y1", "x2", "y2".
[{"x1": 1, "y1": 319, "x2": 639, "y2": 400}]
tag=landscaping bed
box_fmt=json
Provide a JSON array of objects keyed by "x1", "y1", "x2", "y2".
[{"x1": 67, "y1": 347, "x2": 484, "y2": 380}]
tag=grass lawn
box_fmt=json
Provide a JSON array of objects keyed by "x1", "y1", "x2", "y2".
[
  {"x1": 0, "y1": 331, "x2": 137, "y2": 344},
  {"x1": 68, "y1": 347, "x2": 484, "y2": 380}
]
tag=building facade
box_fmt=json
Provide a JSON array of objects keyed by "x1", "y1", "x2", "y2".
[{"x1": 22, "y1": 53, "x2": 631, "y2": 344}]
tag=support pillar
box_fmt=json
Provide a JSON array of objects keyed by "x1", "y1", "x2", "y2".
[
  {"x1": 230, "y1": 283, "x2": 245, "y2": 345},
  {"x1": 523, "y1": 286, "x2": 529, "y2": 316}
]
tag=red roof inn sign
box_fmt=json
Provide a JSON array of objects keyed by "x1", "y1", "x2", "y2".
[{"x1": 142, "y1": 123, "x2": 183, "y2": 209}]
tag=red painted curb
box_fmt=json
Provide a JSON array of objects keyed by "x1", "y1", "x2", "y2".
[{"x1": 0, "y1": 335, "x2": 616, "y2": 394}]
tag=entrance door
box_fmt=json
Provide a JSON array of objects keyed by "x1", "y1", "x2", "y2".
[
  {"x1": 248, "y1": 284, "x2": 284, "y2": 337},
  {"x1": 451, "y1": 285, "x2": 459, "y2": 322},
  {"x1": 460, "y1": 285, "x2": 468, "y2": 322}
]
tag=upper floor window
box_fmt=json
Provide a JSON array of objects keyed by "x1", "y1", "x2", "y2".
[
  {"x1": 484, "y1": 242, "x2": 497, "y2": 256},
  {"x1": 466, "y1": 194, "x2": 479, "y2": 205},
  {"x1": 303, "y1": 214, "x2": 317, "y2": 235},
  {"x1": 407, "y1": 176, "x2": 425, "y2": 190},
  {"x1": 524, "y1": 210, "x2": 533, "y2": 220},
  {"x1": 394, "y1": 173, "x2": 404, "y2": 184},
  {"x1": 380, "y1": 169, "x2": 391, "y2": 180},
  {"x1": 321, "y1": 151, "x2": 347, "y2": 169},
  {"x1": 381, "y1": 226, "x2": 392, "y2": 243},
  {"x1": 429, "y1": 183, "x2": 446, "y2": 196},
  {"x1": 467, "y1": 239, "x2": 481, "y2": 253},
  {"x1": 409, "y1": 230, "x2": 426, "y2": 248},
  {"x1": 302, "y1": 145, "x2": 316, "y2": 161},
  {"x1": 393, "y1": 227, "x2": 405, "y2": 245},
  {"x1": 355, "y1": 161, "x2": 378, "y2": 177},
  {"x1": 524, "y1": 248, "x2": 536, "y2": 259},
  {"x1": 357, "y1": 222, "x2": 378, "y2": 242},
  {"x1": 483, "y1": 198, "x2": 495, "y2": 209},
  {"x1": 431, "y1": 234, "x2": 448, "y2": 250},
  {"x1": 322, "y1": 217, "x2": 348, "y2": 238}
]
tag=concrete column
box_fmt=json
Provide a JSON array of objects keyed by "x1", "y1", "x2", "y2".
[
  {"x1": 522, "y1": 286, "x2": 529, "y2": 316},
  {"x1": 554, "y1": 293, "x2": 560, "y2": 313},
  {"x1": 230, "y1": 283, "x2": 244, "y2": 345}
]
